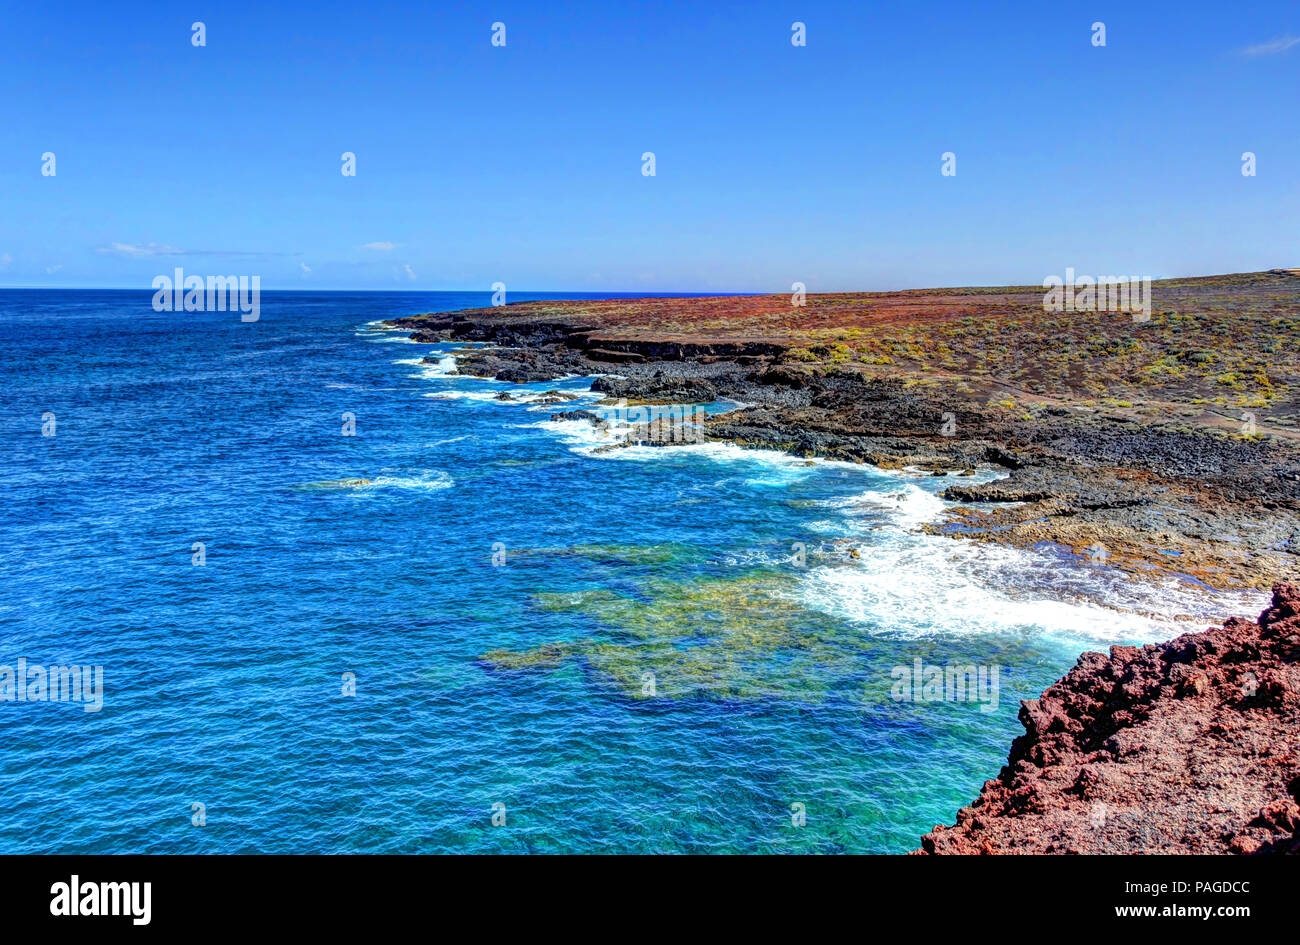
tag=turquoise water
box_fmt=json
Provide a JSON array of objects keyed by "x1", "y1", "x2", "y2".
[{"x1": 0, "y1": 290, "x2": 1237, "y2": 853}]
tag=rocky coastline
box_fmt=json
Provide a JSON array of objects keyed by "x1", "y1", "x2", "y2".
[
  {"x1": 385, "y1": 273, "x2": 1300, "y2": 853},
  {"x1": 386, "y1": 271, "x2": 1300, "y2": 592}
]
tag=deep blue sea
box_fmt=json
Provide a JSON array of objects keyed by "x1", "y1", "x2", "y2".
[{"x1": 0, "y1": 289, "x2": 1256, "y2": 853}]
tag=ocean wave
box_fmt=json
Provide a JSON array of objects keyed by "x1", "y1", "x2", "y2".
[
  {"x1": 370, "y1": 470, "x2": 455, "y2": 492},
  {"x1": 531, "y1": 411, "x2": 1258, "y2": 646},
  {"x1": 423, "y1": 389, "x2": 506, "y2": 402},
  {"x1": 795, "y1": 480, "x2": 1264, "y2": 647},
  {"x1": 394, "y1": 354, "x2": 461, "y2": 379},
  {"x1": 831, "y1": 481, "x2": 949, "y2": 530},
  {"x1": 323, "y1": 382, "x2": 402, "y2": 392},
  {"x1": 297, "y1": 469, "x2": 454, "y2": 493},
  {"x1": 531, "y1": 418, "x2": 880, "y2": 478},
  {"x1": 518, "y1": 391, "x2": 601, "y2": 407}
]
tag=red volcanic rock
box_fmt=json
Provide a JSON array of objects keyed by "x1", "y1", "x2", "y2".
[{"x1": 916, "y1": 583, "x2": 1300, "y2": 854}]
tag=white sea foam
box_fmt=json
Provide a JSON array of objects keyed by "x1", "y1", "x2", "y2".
[
  {"x1": 835, "y1": 481, "x2": 949, "y2": 530},
  {"x1": 531, "y1": 417, "x2": 616, "y2": 451},
  {"x1": 533, "y1": 417, "x2": 878, "y2": 479},
  {"x1": 537, "y1": 410, "x2": 1258, "y2": 646},
  {"x1": 356, "y1": 319, "x2": 413, "y2": 336},
  {"x1": 795, "y1": 479, "x2": 1265, "y2": 647},
  {"x1": 368, "y1": 469, "x2": 455, "y2": 492},
  {"x1": 394, "y1": 354, "x2": 461, "y2": 379},
  {"x1": 518, "y1": 391, "x2": 602, "y2": 410},
  {"x1": 437, "y1": 388, "x2": 600, "y2": 408},
  {"x1": 332, "y1": 469, "x2": 454, "y2": 493},
  {"x1": 300, "y1": 469, "x2": 455, "y2": 493},
  {"x1": 424, "y1": 390, "x2": 507, "y2": 402},
  {"x1": 324, "y1": 382, "x2": 401, "y2": 392}
]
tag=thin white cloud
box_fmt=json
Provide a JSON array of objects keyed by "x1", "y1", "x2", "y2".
[
  {"x1": 96, "y1": 242, "x2": 300, "y2": 258},
  {"x1": 46, "y1": 265, "x2": 63, "y2": 274},
  {"x1": 97, "y1": 241, "x2": 185, "y2": 257},
  {"x1": 400, "y1": 264, "x2": 417, "y2": 280},
  {"x1": 300, "y1": 262, "x2": 312, "y2": 275},
  {"x1": 0, "y1": 253, "x2": 11, "y2": 269},
  {"x1": 362, "y1": 241, "x2": 398, "y2": 251},
  {"x1": 1242, "y1": 35, "x2": 1300, "y2": 56}
]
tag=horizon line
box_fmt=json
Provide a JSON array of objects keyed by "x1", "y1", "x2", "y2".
[{"x1": 0, "y1": 267, "x2": 1294, "y2": 296}]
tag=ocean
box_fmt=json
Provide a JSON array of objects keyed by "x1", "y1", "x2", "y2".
[{"x1": 0, "y1": 289, "x2": 1255, "y2": 853}]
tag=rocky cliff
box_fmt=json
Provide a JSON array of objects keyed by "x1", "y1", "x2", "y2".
[{"x1": 917, "y1": 584, "x2": 1300, "y2": 854}]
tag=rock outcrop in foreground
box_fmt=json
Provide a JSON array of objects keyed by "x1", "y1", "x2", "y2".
[{"x1": 917, "y1": 584, "x2": 1300, "y2": 854}]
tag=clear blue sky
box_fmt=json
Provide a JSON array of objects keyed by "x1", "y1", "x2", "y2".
[{"x1": 1, "y1": 0, "x2": 1296, "y2": 291}]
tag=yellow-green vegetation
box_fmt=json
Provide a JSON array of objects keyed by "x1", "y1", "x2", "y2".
[
  {"x1": 822, "y1": 342, "x2": 853, "y2": 364},
  {"x1": 480, "y1": 573, "x2": 866, "y2": 701},
  {"x1": 826, "y1": 307, "x2": 1288, "y2": 409},
  {"x1": 404, "y1": 270, "x2": 1300, "y2": 421},
  {"x1": 784, "y1": 342, "x2": 851, "y2": 364}
]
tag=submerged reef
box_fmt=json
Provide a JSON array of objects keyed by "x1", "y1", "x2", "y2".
[
  {"x1": 480, "y1": 566, "x2": 1052, "y2": 710},
  {"x1": 480, "y1": 573, "x2": 859, "y2": 701}
]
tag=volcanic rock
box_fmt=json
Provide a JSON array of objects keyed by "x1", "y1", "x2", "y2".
[{"x1": 916, "y1": 583, "x2": 1300, "y2": 854}]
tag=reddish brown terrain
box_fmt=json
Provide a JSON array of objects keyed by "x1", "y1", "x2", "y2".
[
  {"x1": 917, "y1": 583, "x2": 1300, "y2": 854},
  {"x1": 401, "y1": 270, "x2": 1300, "y2": 432}
]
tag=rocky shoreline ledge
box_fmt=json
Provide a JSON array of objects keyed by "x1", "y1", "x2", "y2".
[
  {"x1": 917, "y1": 584, "x2": 1300, "y2": 854},
  {"x1": 385, "y1": 271, "x2": 1300, "y2": 591}
]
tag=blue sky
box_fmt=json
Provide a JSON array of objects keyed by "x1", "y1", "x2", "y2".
[{"x1": 1, "y1": 0, "x2": 1296, "y2": 291}]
